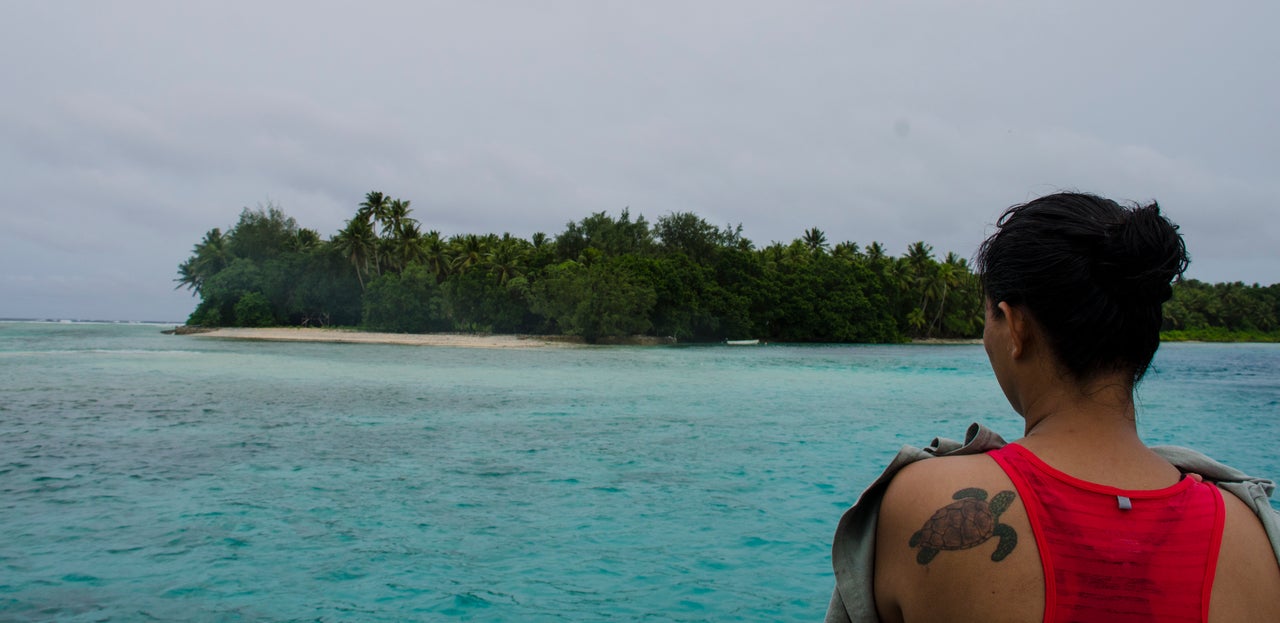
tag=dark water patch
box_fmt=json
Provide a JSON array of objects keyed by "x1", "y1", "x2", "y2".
[
  {"x1": 161, "y1": 585, "x2": 209, "y2": 598},
  {"x1": 435, "y1": 591, "x2": 507, "y2": 615},
  {"x1": 150, "y1": 548, "x2": 192, "y2": 559},
  {"x1": 59, "y1": 573, "x2": 102, "y2": 584},
  {"x1": 31, "y1": 472, "x2": 80, "y2": 482}
]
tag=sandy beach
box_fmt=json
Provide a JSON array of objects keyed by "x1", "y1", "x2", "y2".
[
  {"x1": 182, "y1": 328, "x2": 982, "y2": 347},
  {"x1": 909, "y1": 337, "x2": 983, "y2": 345},
  {"x1": 189, "y1": 327, "x2": 580, "y2": 349}
]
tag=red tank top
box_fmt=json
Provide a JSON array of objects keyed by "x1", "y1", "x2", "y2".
[{"x1": 988, "y1": 443, "x2": 1225, "y2": 623}]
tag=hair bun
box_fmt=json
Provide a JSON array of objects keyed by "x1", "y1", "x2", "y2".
[{"x1": 1092, "y1": 202, "x2": 1188, "y2": 304}]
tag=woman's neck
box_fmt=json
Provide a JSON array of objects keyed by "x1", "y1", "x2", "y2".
[
  {"x1": 1014, "y1": 373, "x2": 1181, "y2": 488},
  {"x1": 1019, "y1": 375, "x2": 1137, "y2": 439}
]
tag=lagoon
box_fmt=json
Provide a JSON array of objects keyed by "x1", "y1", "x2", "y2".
[{"x1": 2, "y1": 322, "x2": 1277, "y2": 621}]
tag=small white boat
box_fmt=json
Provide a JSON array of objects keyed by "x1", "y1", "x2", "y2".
[{"x1": 725, "y1": 339, "x2": 760, "y2": 346}]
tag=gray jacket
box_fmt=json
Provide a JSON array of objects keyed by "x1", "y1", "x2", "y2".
[{"x1": 824, "y1": 423, "x2": 1280, "y2": 623}]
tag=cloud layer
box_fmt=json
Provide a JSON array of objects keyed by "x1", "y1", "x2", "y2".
[{"x1": 3, "y1": 2, "x2": 1276, "y2": 320}]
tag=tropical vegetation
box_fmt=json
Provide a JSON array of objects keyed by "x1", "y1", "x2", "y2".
[{"x1": 176, "y1": 193, "x2": 1279, "y2": 343}]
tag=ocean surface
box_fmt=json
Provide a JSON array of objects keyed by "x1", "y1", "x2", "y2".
[{"x1": 2, "y1": 322, "x2": 1278, "y2": 622}]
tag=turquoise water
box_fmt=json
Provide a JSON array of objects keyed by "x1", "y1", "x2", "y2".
[{"x1": 1, "y1": 322, "x2": 1277, "y2": 622}]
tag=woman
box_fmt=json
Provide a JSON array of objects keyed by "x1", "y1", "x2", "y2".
[{"x1": 825, "y1": 193, "x2": 1280, "y2": 622}]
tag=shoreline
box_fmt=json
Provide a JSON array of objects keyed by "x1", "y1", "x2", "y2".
[
  {"x1": 174, "y1": 326, "x2": 990, "y2": 348},
  {"x1": 908, "y1": 337, "x2": 983, "y2": 345},
  {"x1": 185, "y1": 327, "x2": 582, "y2": 349}
]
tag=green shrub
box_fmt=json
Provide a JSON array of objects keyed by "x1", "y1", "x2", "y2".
[{"x1": 234, "y1": 292, "x2": 275, "y2": 327}]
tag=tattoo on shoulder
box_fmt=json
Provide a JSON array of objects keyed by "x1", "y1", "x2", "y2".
[{"x1": 907, "y1": 487, "x2": 1018, "y2": 565}]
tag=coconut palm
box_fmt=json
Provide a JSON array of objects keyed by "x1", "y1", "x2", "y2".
[
  {"x1": 486, "y1": 239, "x2": 524, "y2": 285},
  {"x1": 385, "y1": 198, "x2": 416, "y2": 239},
  {"x1": 450, "y1": 234, "x2": 486, "y2": 273},
  {"x1": 390, "y1": 222, "x2": 426, "y2": 271},
  {"x1": 865, "y1": 241, "x2": 887, "y2": 263},
  {"x1": 902, "y1": 241, "x2": 937, "y2": 330},
  {"x1": 832, "y1": 241, "x2": 861, "y2": 262},
  {"x1": 907, "y1": 307, "x2": 928, "y2": 336},
  {"x1": 357, "y1": 191, "x2": 391, "y2": 236},
  {"x1": 175, "y1": 228, "x2": 232, "y2": 294},
  {"x1": 905, "y1": 241, "x2": 934, "y2": 271},
  {"x1": 284, "y1": 228, "x2": 321, "y2": 252},
  {"x1": 802, "y1": 227, "x2": 829, "y2": 255},
  {"x1": 882, "y1": 259, "x2": 911, "y2": 317},
  {"x1": 175, "y1": 259, "x2": 203, "y2": 294},
  {"x1": 331, "y1": 217, "x2": 377, "y2": 291},
  {"x1": 422, "y1": 231, "x2": 451, "y2": 282},
  {"x1": 929, "y1": 261, "x2": 960, "y2": 336}
]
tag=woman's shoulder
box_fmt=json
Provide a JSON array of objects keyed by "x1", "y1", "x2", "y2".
[
  {"x1": 877, "y1": 452, "x2": 1023, "y2": 566},
  {"x1": 1210, "y1": 485, "x2": 1280, "y2": 620},
  {"x1": 882, "y1": 453, "x2": 1011, "y2": 506},
  {"x1": 873, "y1": 450, "x2": 1043, "y2": 623}
]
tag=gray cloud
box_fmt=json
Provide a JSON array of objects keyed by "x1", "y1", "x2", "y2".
[{"x1": 2, "y1": 1, "x2": 1277, "y2": 321}]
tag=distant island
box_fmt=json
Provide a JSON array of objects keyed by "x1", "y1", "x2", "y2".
[{"x1": 175, "y1": 192, "x2": 1280, "y2": 343}]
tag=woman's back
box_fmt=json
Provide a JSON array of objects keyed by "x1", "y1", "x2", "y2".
[{"x1": 872, "y1": 449, "x2": 1280, "y2": 623}]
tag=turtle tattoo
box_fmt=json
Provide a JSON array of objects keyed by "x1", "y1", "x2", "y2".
[{"x1": 908, "y1": 487, "x2": 1018, "y2": 565}]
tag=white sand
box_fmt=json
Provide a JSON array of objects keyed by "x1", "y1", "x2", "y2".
[
  {"x1": 909, "y1": 338, "x2": 983, "y2": 345},
  {"x1": 193, "y1": 327, "x2": 579, "y2": 349}
]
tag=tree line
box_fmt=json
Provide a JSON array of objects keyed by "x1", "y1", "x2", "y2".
[{"x1": 176, "y1": 192, "x2": 1278, "y2": 343}]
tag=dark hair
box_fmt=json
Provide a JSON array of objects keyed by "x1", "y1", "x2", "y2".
[{"x1": 975, "y1": 192, "x2": 1188, "y2": 386}]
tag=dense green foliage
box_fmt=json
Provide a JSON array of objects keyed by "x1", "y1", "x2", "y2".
[
  {"x1": 177, "y1": 193, "x2": 1277, "y2": 343},
  {"x1": 1160, "y1": 279, "x2": 1280, "y2": 342},
  {"x1": 178, "y1": 204, "x2": 362, "y2": 328}
]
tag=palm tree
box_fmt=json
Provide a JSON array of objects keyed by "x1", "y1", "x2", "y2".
[
  {"x1": 331, "y1": 217, "x2": 377, "y2": 290},
  {"x1": 907, "y1": 307, "x2": 928, "y2": 336},
  {"x1": 390, "y1": 222, "x2": 426, "y2": 271},
  {"x1": 174, "y1": 228, "x2": 232, "y2": 294},
  {"x1": 920, "y1": 252, "x2": 977, "y2": 337},
  {"x1": 929, "y1": 261, "x2": 960, "y2": 336},
  {"x1": 865, "y1": 241, "x2": 887, "y2": 263},
  {"x1": 199, "y1": 228, "x2": 232, "y2": 269},
  {"x1": 832, "y1": 241, "x2": 860, "y2": 262},
  {"x1": 449, "y1": 234, "x2": 486, "y2": 273},
  {"x1": 802, "y1": 227, "x2": 829, "y2": 255},
  {"x1": 357, "y1": 191, "x2": 391, "y2": 236},
  {"x1": 385, "y1": 198, "x2": 416, "y2": 239},
  {"x1": 903, "y1": 241, "x2": 938, "y2": 332},
  {"x1": 905, "y1": 241, "x2": 934, "y2": 271},
  {"x1": 284, "y1": 228, "x2": 321, "y2": 252},
  {"x1": 422, "y1": 231, "x2": 451, "y2": 282},
  {"x1": 884, "y1": 258, "x2": 912, "y2": 313},
  {"x1": 486, "y1": 239, "x2": 524, "y2": 285},
  {"x1": 175, "y1": 259, "x2": 203, "y2": 294}
]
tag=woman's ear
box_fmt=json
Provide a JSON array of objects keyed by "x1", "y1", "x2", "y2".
[{"x1": 997, "y1": 301, "x2": 1027, "y2": 359}]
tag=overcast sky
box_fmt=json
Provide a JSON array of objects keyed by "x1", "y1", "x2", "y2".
[{"x1": 2, "y1": 2, "x2": 1277, "y2": 322}]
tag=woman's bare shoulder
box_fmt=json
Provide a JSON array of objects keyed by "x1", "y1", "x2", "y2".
[
  {"x1": 1209, "y1": 489, "x2": 1280, "y2": 621},
  {"x1": 883, "y1": 454, "x2": 1009, "y2": 502},
  {"x1": 877, "y1": 454, "x2": 1019, "y2": 549},
  {"x1": 874, "y1": 453, "x2": 1041, "y2": 623}
]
